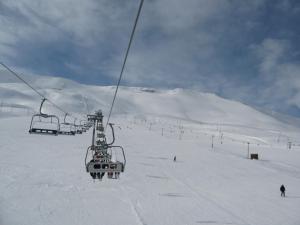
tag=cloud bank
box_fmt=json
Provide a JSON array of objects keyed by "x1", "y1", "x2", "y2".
[{"x1": 0, "y1": 0, "x2": 300, "y2": 116}]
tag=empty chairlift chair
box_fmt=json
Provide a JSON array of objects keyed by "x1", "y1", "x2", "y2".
[
  {"x1": 76, "y1": 124, "x2": 83, "y2": 134},
  {"x1": 74, "y1": 119, "x2": 83, "y2": 134},
  {"x1": 84, "y1": 121, "x2": 93, "y2": 130},
  {"x1": 29, "y1": 98, "x2": 60, "y2": 136},
  {"x1": 58, "y1": 113, "x2": 76, "y2": 135},
  {"x1": 80, "y1": 120, "x2": 87, "y2": 132}
]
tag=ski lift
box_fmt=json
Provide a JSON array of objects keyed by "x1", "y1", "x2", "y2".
[
  {"x1": 82, "y1": 119, "x2": 93, "y2": 132},
  {"x1": 85, "y1": 111, "x2": 126, "y2": 180},
  {"x1": 76, "y1": 125, "x2": 83, "y2": 134},
  {"x1": 29, "y1": 98, "x2": 60, "y2": 135},
  {"x1": 58, "y1": 113, "x2": 76, "y2": 135},
  {"x1": 74, "y1": 118, "x2": 83, "y2": 134},
  {"x1": 80, "y1": 120, "x2": 88, "y2": 132}
]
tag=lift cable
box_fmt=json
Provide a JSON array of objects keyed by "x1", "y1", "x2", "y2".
[
  {"x1": 105, "y1": 0, "x2": 144, "y2": 129},
  {"x1": 0, "y1": 62, "x2": 44, "y2": 98},
  {"x1": 0, "y1": 62, "x2": 79, "y2": 120}
]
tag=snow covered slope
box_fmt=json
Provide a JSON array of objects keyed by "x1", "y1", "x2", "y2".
[
  {"x1": 1, "y1": 73, "x2": 300, "y2": 225},
  {"x1": 0, "y1": 115, "x2": 300, "y2": 225}
]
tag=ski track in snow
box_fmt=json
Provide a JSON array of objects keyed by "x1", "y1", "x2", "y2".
[
  {"x1": 123, "y1": 189, "x2": 147, "y2": 225},
  {"x1": 157, "y1": 159, "x2": 251, "y2": 225}
]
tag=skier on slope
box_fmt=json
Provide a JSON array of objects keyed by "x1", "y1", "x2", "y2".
[{"x1": 280, "y1": 184, "x2": 286, "y2": 197}]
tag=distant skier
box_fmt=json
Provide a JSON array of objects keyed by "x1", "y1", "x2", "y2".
[
  {"x1": 173, "y1": 156, "x2": 176, "y2": 162},
  {"x1": 280, "y1": 184, "x2": 286, "y2": 197}
]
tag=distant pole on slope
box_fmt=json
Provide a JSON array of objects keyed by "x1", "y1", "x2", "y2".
[
  {"x1": 220, "y1": 132, "x2": 223, "y2": 144},
  {"x1": 277, "y1": 131, "x2": 281, "y2": 143},
  {"x1": 247, "y1": 142, "x2": 250, "y2": 159},
  {"x1": 179, "y1": 129, "x2": 184, "y2": 140},
  {"x1": 211, "y1": 135, "x2": 215, "y2": 150}
]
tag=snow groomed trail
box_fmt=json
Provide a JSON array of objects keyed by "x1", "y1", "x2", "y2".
[{"x1": 1, "y1": 116, "x2": 300, "y2": 225}]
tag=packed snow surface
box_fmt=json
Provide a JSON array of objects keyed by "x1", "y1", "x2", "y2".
[{"x1": 1, "y1": 74, "x2": 300, "y2": 225}]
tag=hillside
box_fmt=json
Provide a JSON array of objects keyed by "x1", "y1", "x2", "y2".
[{"x1": 0, "y1": 72, "x2": 298, "y2": 130}]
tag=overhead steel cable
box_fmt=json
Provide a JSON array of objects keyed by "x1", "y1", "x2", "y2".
[
  {"x1": 0, "y1": 62, "x2": 45, "y2": 98},
  {"x1": 0, "y1": 62, "x2": 78, "y2": 120},
  {"x1": 105, "y1": 0, "x2": 144, "y2": 129}
]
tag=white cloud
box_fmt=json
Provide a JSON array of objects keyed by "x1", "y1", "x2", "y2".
[
  {"x1": 250, "y1": 38, "x2": 300, "y2": 111},
  {"x1": 0, "y1": 0, "x2": 136, "y2": 54},
  {"x1": 251, "y1": 38, "x2": 289, "y2": 74},
  {"x1": 147, "y1": 0, "x2": 230, "y2": 34}
]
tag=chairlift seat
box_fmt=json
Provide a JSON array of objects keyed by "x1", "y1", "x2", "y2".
[
  {"x1": 96, "y1": 126, "x2": 104, "y2": 132},
  {"x1": 29, "y1": 128, "x2": 58, "y2": 135},
  {"x1": 86, "y1": 161, "x2": 124, "y2": 173},
  {"x1": 58, "y1": 130, "x2": 76, "y2": 135},
  {"x1": 91, "y1": 145, "x2": 108, "y2": 151},
  {"x1": 97, "y1": 133, "x2": 105, "y2": 138}
]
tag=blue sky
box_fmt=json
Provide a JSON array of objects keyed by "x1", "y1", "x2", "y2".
[{"x1": 0, "y1": 0, "x2": 300, "y2": 116}]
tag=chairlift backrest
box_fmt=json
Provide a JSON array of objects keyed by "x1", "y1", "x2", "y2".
[
  {"x1": 29, "y1": 98, "x2": 60, "y2": 135},
  {"x1": 58, "y1": 113, "x2": 76, "y2": 135}
]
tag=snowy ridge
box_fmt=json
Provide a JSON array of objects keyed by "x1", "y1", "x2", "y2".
[{"x1": 0, "y1": 72, "x2": 297, "y2": 130}]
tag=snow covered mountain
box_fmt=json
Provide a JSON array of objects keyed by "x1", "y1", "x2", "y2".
[
  {"x1": 1, "y1": 72, "x2": 300, "y2": 225},
  {"x1": 0, "y1": 71, "x2": 298, "y2": 130},
  {"x1": 1, "y1": 71, "x2": 300, "y2": 144}
]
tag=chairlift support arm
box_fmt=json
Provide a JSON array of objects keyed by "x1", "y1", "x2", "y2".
[
  {"x1": 107, "y1": 123, "x2": 115, "y2": 146},
  {"x1": 64, "y1": 113, "x2": 68, "y2": 123},
  {"x1": 39, "y1": 98, "x2": 47, "y2": 115}
]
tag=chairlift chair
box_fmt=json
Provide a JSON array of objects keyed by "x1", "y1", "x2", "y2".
[
  {"x1": 85, "y1": 111, "x2": 125, "y2": 180},
  {"x1": 83, "y1": 121, "x2": 93, "y2": 131},
  {"x1": 74, "y1": 119, "x2": 83, "y2": 134},
  {"x1": 76, "y1": 125, "x2": 83, "y2": 134},
  {"x1": 86, "y1": 145, "x2": 125, "y2": 179},
  {"x1": 58, "y1": 113, "x2": 76, "y2": 135},
  {"x1": 29, "y1": 98, "x2": 60, "y2": 136},
  {"x1": 80, "y1": 120, "x2": 87, "y2": 132}
]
